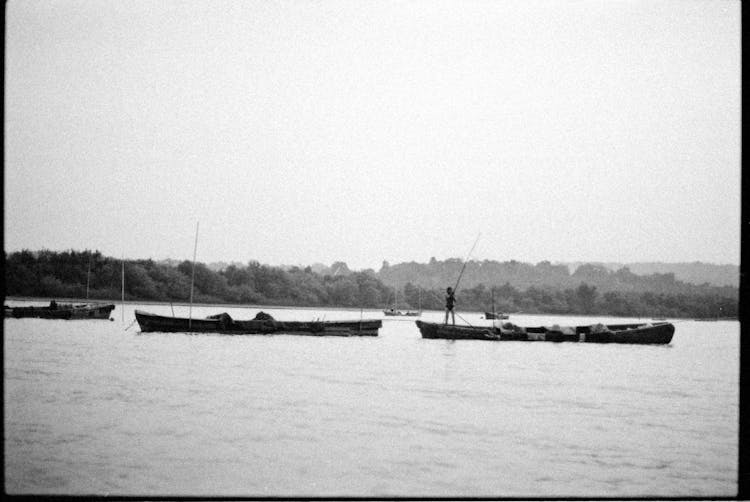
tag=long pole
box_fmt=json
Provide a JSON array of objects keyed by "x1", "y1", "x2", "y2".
[
  {"x1": 86, "y1": 253, "x2": 92, "y2": 300},
  {"x1": 188, "y1": 221, "x2": 199, "y2": 331},
  {"x1": 121, "y1": 256, "x2": 125, "y2": 322},
  {"x1": 453, "y1": 232, "x2": 481, "y2": 294}
]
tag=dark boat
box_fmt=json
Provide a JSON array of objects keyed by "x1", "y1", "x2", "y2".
[
  {"x1": 416, "y1": 319, "x2": 674, "y2": 344},
  {"x1": 4, "y1": 301, "x2": 115, "y2": 320},
  {"x1": 383, "y1": 286, "x2": 421, "y2": 317},
  {"x1": 483, "y1": 289, "x2": 509, "y2": 319},
  {"x1": 383, "y1": 308, "x2": 420, "y2": 317},
  {"x1": 484, "y1": 312, "x2": 509, "y2": 320},
  {"x1": 135, "y1": 310, "x2": 382, "y2": 336}
]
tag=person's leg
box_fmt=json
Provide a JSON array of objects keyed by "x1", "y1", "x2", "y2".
[
  {"x1": 444, "y1": 309, "x2": 448, "y2": 324},
  {"x1": 450, "y1": 309, "x2": 455, "y2": 325}
]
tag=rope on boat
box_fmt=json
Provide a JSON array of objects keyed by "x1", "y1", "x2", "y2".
[
  {"x1": 124, "y1": 318, "x2": 137, "y2": 331},
  {"x1": 454, "y1": 312, "x2": 475, "y2": 328}
]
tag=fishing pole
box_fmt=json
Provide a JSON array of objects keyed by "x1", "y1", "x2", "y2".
[{"x1": 453, "y1": 232, "x2": 481, "y2": 294}]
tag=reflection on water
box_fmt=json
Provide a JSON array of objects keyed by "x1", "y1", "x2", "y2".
[{"x1": 3, "y1": 301, "x2": 738, "y2": 496}]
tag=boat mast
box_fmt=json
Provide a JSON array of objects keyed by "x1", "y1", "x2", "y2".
[
  {"x1": 188, "y1": 221, "x2": 199, "y2": 331},
  {"x1": 121, "y1": 256, "x2": 125, "y2": 322},
  {"x1": 86, "y1": 253, "x2": 92, "y2": 300}
]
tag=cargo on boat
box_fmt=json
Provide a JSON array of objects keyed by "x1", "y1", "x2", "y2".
[
  {"x1": 135, "y1": 310, "x2": 382, "y2": 336},
  {"x1": 416, "y1": 319, "x2": 674, "y2": 344},
  {"x1": 4, "y1": 301, "x2": 115, "y2": 320}
]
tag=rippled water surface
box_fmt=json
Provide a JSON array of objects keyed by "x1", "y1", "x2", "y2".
[{"x1": 4, "y1": 301, "x2": 738, "y2": 496}]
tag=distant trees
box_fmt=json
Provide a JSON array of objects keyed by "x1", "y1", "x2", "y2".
[
  {"x1": 377, "y1": 257, "x2": 737, "y2": 299},
  {"x1": 3, "y1": 250, "x2": 738, "y2": 319}
]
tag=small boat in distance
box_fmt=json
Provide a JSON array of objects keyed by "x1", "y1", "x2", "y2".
[
  {"x1": 135, "y1": 310, "x2": 382, "y2": 336},
  {"x1": 383, "y1": 286, "x2": 420, "y2": 317},
  {"x1": 4, "y1": 301, "x2": 115, "y2": 320},
  {"x1": 484, "y1": 312, "x2": 509, "y2": 320},
  {"x1": 383, "y1": 308, "x2": 420, "y2": 317},
  {"x1": 483, "y1": 288, "x2": 510, "y2": 319},
  {"x1": 416, "y1": 320, "x2": 674, "y2": 345}
]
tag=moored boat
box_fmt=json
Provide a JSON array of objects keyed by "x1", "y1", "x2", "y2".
[
  {"x1": 382, "y1": 286, "x2": 421, "y2": 317},
  {"x1": 483, "y1": 289, "x2": 509, "y2": 320},
  {"x1": 383, "y1": 308, "x2": 420, "y2": 317},
  {"x1": 135, "y1": 310, "x2": 382, "y2": 336},
  {"x1": 4, "y1": 301, "x2": 115, "y2": 320},
  {"x1": 484, "y1": 312, "x2": 509, "y2": 320},
  {"x1": 416, "y1": 319, "x2": 674, "y2": 344}
]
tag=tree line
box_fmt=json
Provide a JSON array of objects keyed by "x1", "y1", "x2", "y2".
[
  {"x1": 378, "y1": 258, "x2": 738, "y2": 297},
  {"x1": 4, "y1": 249, "x2": 738, "y2": 319}
]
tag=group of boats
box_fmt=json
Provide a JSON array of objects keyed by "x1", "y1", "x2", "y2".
[{"x1": 5, "y1": 300, "x2": 676, "y2": 344}]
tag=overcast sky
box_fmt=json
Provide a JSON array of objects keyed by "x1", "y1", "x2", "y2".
[{"x1": 4, "y1": 0, "x2": 740, "y2": 270}]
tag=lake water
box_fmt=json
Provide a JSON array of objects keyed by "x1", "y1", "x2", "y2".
[{"x1": 4, "y1": 300, "x2": 738, "y2": 497}]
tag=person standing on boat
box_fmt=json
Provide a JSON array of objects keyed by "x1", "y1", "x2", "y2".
[{"x1": 444, "y1": 287, "x2": 456, "y2": 325}]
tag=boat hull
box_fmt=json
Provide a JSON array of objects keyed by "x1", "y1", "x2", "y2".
[
  {"x1": 4, "y1": 303, "x2": 115, "y2": 320},
  {"x1": 416, "y1": 320, "x2": 674, "y2": 344},
  {"x1": 383, "y1": 310, "x2": 420, "y2": 317},
  {"x1": 135, "y1": 310, "x2": 382, "y2": 336},
  {"x1": 484, "y1": 312, "x2": 509, "y2": 320}
]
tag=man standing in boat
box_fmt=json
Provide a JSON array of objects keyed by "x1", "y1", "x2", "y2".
[{"x1": 444, "y1": 287, "x2": 456, "y2": 325}]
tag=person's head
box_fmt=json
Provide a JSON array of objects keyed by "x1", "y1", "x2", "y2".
[{"x1": 446, "y1": 287, "x2": 453, "y2": 293}]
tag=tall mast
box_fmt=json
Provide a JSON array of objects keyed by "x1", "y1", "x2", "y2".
[
  {"x1": 188, "y1": 221, "x2": 199, "y2": 331},
  {"x1": 86, "y1": 253, "x2": 92, "y2": 300},
  {"x1": 121, "y1": 256, "x2": 125, "y2": 322}
]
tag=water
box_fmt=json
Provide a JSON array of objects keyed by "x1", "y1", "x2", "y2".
[{"x1": 4, "y1": 300, "x2": 738, "y2": 496}]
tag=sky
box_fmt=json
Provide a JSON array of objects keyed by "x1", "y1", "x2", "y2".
[{"x1": 4, "y1": 0, "x2": 741, "y2": 270}]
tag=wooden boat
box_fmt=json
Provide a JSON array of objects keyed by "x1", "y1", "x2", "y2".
[
  {"x1": 484, "y1": 312, "x2": 509, "y2": 320},
  {"x1": 384, "y1": 308, "x2": 420, "y2": 317},
  {"x1": 135, "y1": 310, "x2": 382, "y2": 336},
  {"x1": 483, "y1": 289, "x2": 509, "y2": 319},
  {"x1": 415, "y1": 320, "x2": 674, "y2": 344},
  {"x1": 383, "y1": 286, "x2": 420, "y2": 317},
  {"x1": 4, "y1": 301, "x2": 115, "y2": 320}
]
